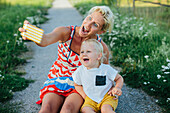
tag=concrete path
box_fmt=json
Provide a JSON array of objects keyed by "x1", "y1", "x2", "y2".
[
  {"x1": 10, "y1": 0, "x2": 82, "y2": 112},
  {"x1": 10, "y1": 0, "x2": 163, "y2": 112}
]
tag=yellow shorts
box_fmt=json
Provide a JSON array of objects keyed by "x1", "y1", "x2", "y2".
[{"x1": 81, "y1": 93, "x2": 118, "y2": 112}]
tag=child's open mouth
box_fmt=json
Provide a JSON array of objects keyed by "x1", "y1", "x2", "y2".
[{"x1": 83, "y1": 58, "x2": 89, "y2": 62}]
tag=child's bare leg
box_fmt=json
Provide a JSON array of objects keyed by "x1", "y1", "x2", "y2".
[
  {"x1": 81, "y1": 106, "x2": 96, "y2": 113},
  {"x1": 39, "y1": 93, "x2": 64, "y2": 113},
  {"x1": 101, "y1": 104, "x2": 115, "y2": 113}
]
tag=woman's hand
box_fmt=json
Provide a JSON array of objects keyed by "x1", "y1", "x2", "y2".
[
  {"x1": 18, "y1": 20, "x2": 30, "y2": 40},
  {"x1": 74, "y1": 83, "x2": 87, "y2": 99}
]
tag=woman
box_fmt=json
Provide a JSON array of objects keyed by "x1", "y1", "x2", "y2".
[{"x1": 19, "y1": 6, "x2": 114, "y2": 113}]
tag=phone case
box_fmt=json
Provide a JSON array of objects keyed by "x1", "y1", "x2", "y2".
[{"x1": 21, "y1": 24, "x2": 44, "y2": 44}]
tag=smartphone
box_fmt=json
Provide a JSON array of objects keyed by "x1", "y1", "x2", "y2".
[{"x1": 21, "y1": 24, "x2": 44, "y2": 44}]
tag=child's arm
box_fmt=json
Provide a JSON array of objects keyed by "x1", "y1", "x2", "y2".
[
  {"x1": 108, "y1": 74, "x2": 124, "y2": 97},
  {"x1": 74, "y1": 83, "x2": 87, "y2": 99},
  {"x1": 19, "y1": 20, "x2": 71, "y2": 47}
]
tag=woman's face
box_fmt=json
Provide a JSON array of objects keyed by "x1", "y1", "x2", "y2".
[
  {"x1": 79, "y1": 12, "x2": 105, "y2": 37},
  {"x1": 80, "y1": 43, "x2": 101, "y2": 69}
]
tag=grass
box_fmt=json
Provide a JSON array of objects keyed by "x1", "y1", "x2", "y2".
[
  {"x1": 118, "y1": 6, "x2": 170, "y2": 33},
  {"x1": 70, "y1": 0, "x2": 170, "y2": 112},
  {"x1": 0, "y1": 0, "x2": 53, "y2": 112},
  {"x1": 0, "y1": 102, "x2": 22, "y2": 113},
  {"x1": 0, "y1": 0, "x2": 52, "y2": 6}
]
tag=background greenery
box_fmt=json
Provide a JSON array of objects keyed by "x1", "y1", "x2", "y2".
[
  {"x1": 0, "y1": 0, "x2": 53, "y2": 112},
  {"x1": 69, "y1": 0, "x2": 170, "y2": 112},
  {"x1": 0, "y1": 0, "x2": 169, "y2": 112}
]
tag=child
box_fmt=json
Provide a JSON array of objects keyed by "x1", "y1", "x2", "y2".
[
  {"x1": 19, "y1": 6, "x2": 115, "y2": 113},
  {"x1": 73, "y1": 39, "x2": 124, "y2": 113}
]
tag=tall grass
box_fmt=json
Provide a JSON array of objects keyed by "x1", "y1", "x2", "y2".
[
  {"x1": 120, "y1": 0, "x2": 170, "y2": 32},
  {"x1": 70, "y1": 0, "x2": 170, "y2": 112},
  {"x1": 0, "y1": 0, "x2": 53, "y2": 112},
  {"x1": 118, "y1": 6, "x2": 170, "y2": 33}
]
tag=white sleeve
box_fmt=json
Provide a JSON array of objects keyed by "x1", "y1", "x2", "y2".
[
  {"x1": 72, "y1": 66, "x2": 82, "y2": 85},
  {"x1": 107, "y1": 65, "x2": 118, "y2": 81}
]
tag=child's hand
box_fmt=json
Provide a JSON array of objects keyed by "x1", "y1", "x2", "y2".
[
  {"x1": 108, "y1": 87, "x2": 122, "y2": 99},
  {"x1": 18, "y1": 20, "x2": 30, "y2": 40}
]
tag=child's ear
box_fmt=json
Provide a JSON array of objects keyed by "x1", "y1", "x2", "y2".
[{"x1": 97, "y1": 53, "x2": 103, "y2": 60}]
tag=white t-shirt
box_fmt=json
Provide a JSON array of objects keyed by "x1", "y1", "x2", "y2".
[{"x1": 72, "y1": 63, "x2": 118, "y2": 103}]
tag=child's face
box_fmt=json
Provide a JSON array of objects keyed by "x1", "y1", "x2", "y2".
[
  {"x1": 79, "y1": 12, "x2": 105, "y2": 37},
  {"x1": 80, "y1": 43, "x2": 101, "y2": 69}
]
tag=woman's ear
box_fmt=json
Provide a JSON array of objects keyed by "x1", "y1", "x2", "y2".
[{"x1": 97, "y1": 30, "x2": 105, "y2": 35}]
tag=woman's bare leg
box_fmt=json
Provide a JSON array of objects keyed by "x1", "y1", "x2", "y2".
[
  {"x1": 39, "y1": 93, "x2": 64, "y2": 113},
  {"x1": 60, "y1": 93, "x2": 84, "y2": 113}
]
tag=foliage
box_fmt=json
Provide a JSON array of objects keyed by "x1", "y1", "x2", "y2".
[
  {"x1": 0, "y1": 0, "x2": 53, "y2": 7},
  {"x1": 118, "y1": 6, "x2": 170, "y2": 33},
  {"x1": 0, "y1": 102, "x2": 20, "y2": 113},
  {"x1": 0, "y1": 74, "x2": 33, "y2": 102},
  {"x1": 0, "y1": 3, "x2": 49, "y2": 75}
]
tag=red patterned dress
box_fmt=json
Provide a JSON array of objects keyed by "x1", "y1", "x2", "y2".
[{"x1": 36, "y1": 26, "x2": 101, "y2": 104}]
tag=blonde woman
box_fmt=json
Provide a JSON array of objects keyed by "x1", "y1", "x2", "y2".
[{"x1": 19, "y1": 6, "x2": 114, "y2": 113}]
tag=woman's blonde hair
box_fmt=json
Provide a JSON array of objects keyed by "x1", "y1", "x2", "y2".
[
  {"x1": 81, "y1": 39, "x2": 106, "y2": 63},
  {"x1": 88, "y1": 6, "x2": 114, "y2": 33}
]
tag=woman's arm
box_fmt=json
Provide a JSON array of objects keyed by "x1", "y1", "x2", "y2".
[
  {"x1": 39, "y1": 26, "x2": 70, "y2": 47},
  {"x1": 101, "y1": 40, "x2": 109, "y2": 64},
  {"x1": 74, "y1": 83, "x2": 87, "y2": 99},
  {"x1": 19, "y1": 20, "x2": 71, "y2": 47}
]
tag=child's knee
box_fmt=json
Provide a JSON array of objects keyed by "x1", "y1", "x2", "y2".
[
  {"x1": 81, "y1": 106, "x2": 95, "y2": 113},
  {"x1": 101, "y1": 104, "x2": 114, "y2": 113}
]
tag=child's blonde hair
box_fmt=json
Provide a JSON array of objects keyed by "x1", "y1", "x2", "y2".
[
  {"x1": 88, "y1": 6, "x2": 114, "y2": 33},
  {"x1": 82, "y1": 39, "x2": 105, "y2": 63}
]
